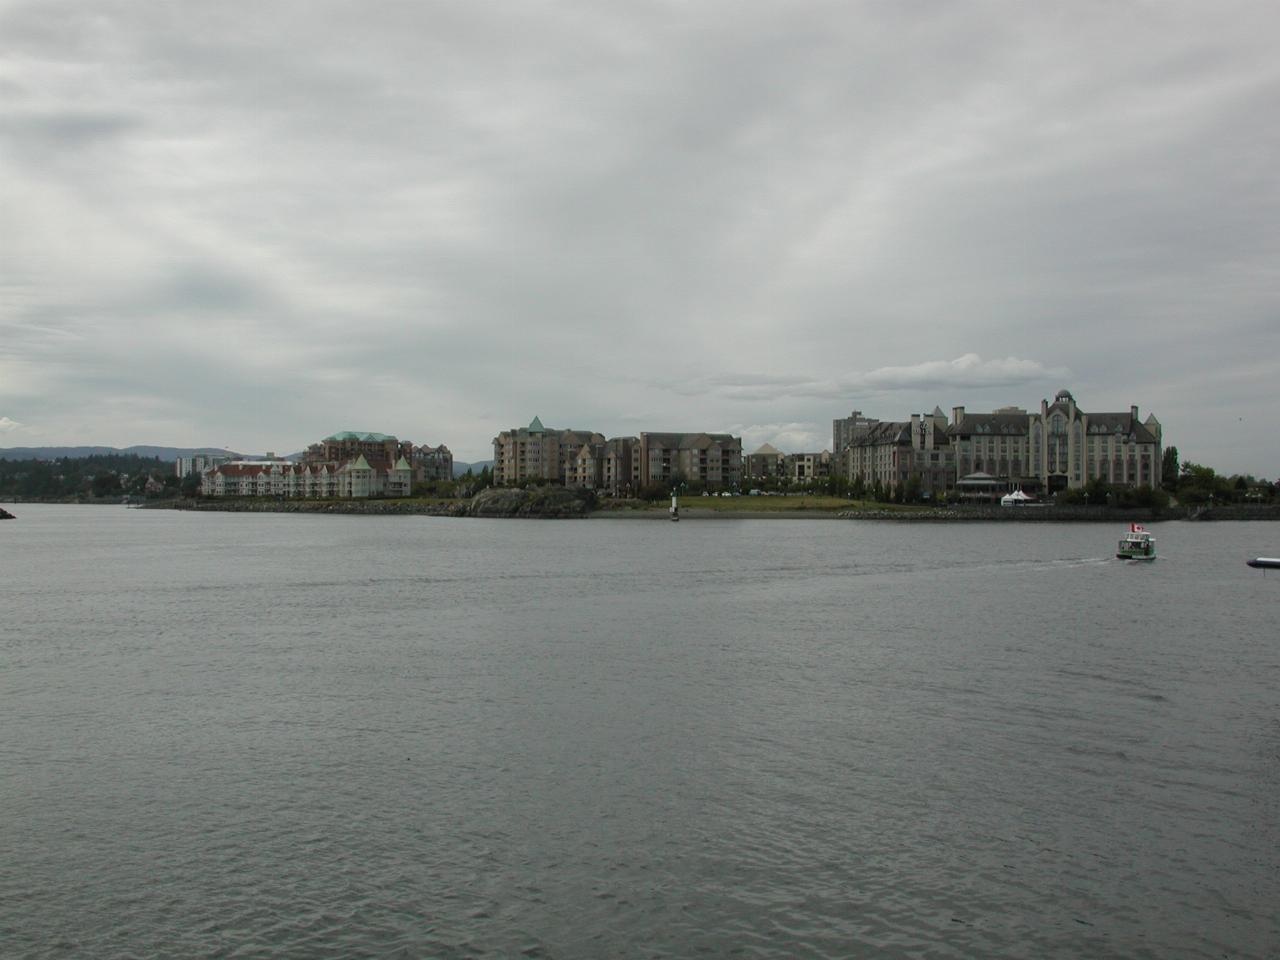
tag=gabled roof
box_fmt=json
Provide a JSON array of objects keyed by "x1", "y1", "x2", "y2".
[
  {"x1": 948, "y1": 413, "x2": 1030, "y2": 436},
  {"x1": 326, "y1": 431, "x2": 396, "y2": 442},
  {"x1": 751, "y1": 443, "x2": 782, "y2": 456},
  {"x1": 340, "y1": 454, "x2": 372, "y2": 472},
  {"x1": 641, "y1": 432, "x2": 739, "y2": 448},
  {"x1": 1084, "y1": 413, "x2": 1158, "y2": 443},
  {"x1": 849, "y1": 422, "x2": 913, "y2": 447}
]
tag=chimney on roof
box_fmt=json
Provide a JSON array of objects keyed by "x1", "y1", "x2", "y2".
[
  {"x1": 951, "y1": 406, "x2": 964, "y2": 426},
  {"x1": 1130, "y1": 405, "x2": 1138, "y2": 421}
]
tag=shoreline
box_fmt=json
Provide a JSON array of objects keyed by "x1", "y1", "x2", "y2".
[{"x1": 12, "y1": 497, "x2": 1277, "y2": 522}]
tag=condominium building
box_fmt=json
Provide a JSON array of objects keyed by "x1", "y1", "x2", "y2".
[
  {"x1": 568, "y1": 437, "x2": 640, "y2": 495},
  {"x1": 202, "y1": 455, "x2": 413, "y2": 499},
  {"x1": 637, "y1": 432, "x2": 743, "y2": 491},
  {"x1": 203, "y1": 430, "x2": 422, "y2": 498},
  {"x1": 492, "y1": 417, "x2": 605, "y2": 486},
  {"x1": 304, "y1": 431, "x2": 414, "y2": 472},
  {"x1": 832, "y1": 410, "x2": 881, "y2": 459},
  {"x1": 743, "y1": 443, "x2": 785, "y2": 482},
  {"x1": 413, "y1": 443, "x2": 454, "y2": 483},
  {"x1": 494, "y1": 418, "x2": 743, "y2": 493},
  {"x1": 843, "y1": 409, "x2": 955, "y2": 497},
  {"x1": 175, "y1": 454, "x2": 229, "y2": 478},
  {"x1": 785, "y1": 451, "x2": 832, "y2": 483}
]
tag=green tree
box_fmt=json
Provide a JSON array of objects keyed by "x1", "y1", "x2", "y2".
[
  {"x1": 1161, "y1": 446, "x2": 1179, "y2": 491},
  {"x1": 902, "y1": 474, "x2": 922, "y2": 504},
  {"x1": 91, "y1": 472, "x2": 121, "y2": 497},
  {"x1": 637, "y1": 482, "x2": 669, "y2": 501}
]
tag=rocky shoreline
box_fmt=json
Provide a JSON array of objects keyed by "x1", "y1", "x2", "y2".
[
  {"x1": 144, "y1": 486, "x2": 598, "y2": 519},
  {"x1": 121, "y1": 495, "x2": 1280, "y2": 522}
]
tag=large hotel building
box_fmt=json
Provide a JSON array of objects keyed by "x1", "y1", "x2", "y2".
[{"x1": 833, "y1": 389, "x2": 1162, "y2": 497}]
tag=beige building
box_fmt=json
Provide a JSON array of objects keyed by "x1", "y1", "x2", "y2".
[
  {"x1": 949, "y1": 390, "x2": 1162, "y2": 493},
  {"x1": 304, "y1": 431, "x2": 413, "y2": 472},
  {"x1": 785, "y1": 451, "x2": 832, "y2": 483},
  {"x1": 743, "y1": 443, "x2": 785, "y2": 483},
  {"x1": 568, "y1": 437, "x2": 641, "y2": 495},
  {"x1": 413, "y1": 443, "x2": 454, "y2": 483},
  {"x1": 638, "y1": 432, "x2": 742, "y2": 491},
  {"x1": 832, "y1": 410, "x2": 881, "y2": 459},
  {"x1": 201, "y1": 454, "x2": 412, "y2": 499},
  {"x1": 843, "y1": 409, "x2": 955, "y2": 497},
  {"x1": 495, "y1": 418, "x2": 742, "y2": 493},
  {"x1": 492, "y1": 417, "x2": 606, "y2": 486}
]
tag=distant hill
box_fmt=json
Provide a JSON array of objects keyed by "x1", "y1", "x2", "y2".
[
  {"x1": 452, "y1": 460, "x2": 494, "y2": 478},
  {"x1": 0, "y1": 445, "x2": 241, "y2": 462}
]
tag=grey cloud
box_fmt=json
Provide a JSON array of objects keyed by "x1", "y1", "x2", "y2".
[{"x1": 1, "y1": 1, "x2": 1278, "y2": 470}]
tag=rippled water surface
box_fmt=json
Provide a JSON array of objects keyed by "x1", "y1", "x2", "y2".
[{"x1": 2, "y1": 505, "x2": 1278, "y2": 958}]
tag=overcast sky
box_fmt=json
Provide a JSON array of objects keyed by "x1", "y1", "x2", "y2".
[{"x1": 2, "y1": 1, "x2": 1278, "y2": 472}]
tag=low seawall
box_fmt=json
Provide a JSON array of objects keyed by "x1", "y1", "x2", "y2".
[
  {"x1": 836, "y1": 506, "x2": 1170, "y2": 522},
  {"x1": 145, "y1": 498, "x2": 468, "y2": 516},
  {"x1": 138, "y1": 498, "x2": 1280, "y2": 522},
  {"x1": 146, "y1": 487, "x2": 596, "y2": 519}
]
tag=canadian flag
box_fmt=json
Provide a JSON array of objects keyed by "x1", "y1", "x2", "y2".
[{"x1": 1130, "y1": 523, "x2": 1145, "y2": 532}]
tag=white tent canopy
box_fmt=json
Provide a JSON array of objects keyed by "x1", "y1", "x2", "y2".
[{"x1": 1000, "y1": 489, "x2": 1035, "y2": 506}]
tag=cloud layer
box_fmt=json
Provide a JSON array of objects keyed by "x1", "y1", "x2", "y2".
[{"x1": 2, "y1": 1, "x2": 1278, "y2": 472}]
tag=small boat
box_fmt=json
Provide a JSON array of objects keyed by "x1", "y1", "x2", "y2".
[
  {"x1": 1117, "y1": 523, "x2": 1155, "y2": 560},
  {"x1": 1246, "y1": 557, "x2": 1280, "y2": 569},
  {"x1": 670, "y1": 492, "x2": 679, "y2": 522}
]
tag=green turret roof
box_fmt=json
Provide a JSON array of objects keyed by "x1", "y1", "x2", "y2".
[{"x1": 528, "y1": 416, "x2": 545, "y2": 432}]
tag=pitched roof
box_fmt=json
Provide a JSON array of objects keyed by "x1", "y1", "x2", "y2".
[
  {"x1": 849, "y1": 422, "x2": 913, "y2": 447},
  {"x1": 948, "y1": 413, "x2": 1031, "y2": 436},
  {"x1": 751, "y1": 443, "x2": 782, "y2": 456},
  {"x1": 325, "y1": 431, "x2": 396, "y2": 442}
]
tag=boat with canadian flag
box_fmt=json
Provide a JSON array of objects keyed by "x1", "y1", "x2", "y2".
[{"x1": 1117, "y1": 523, "x2": 1156, "y2": 560}]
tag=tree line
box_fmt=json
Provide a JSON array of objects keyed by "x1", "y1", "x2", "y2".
[{"x1": 0, "y1": 454, "x2": 198, "y2": 499}]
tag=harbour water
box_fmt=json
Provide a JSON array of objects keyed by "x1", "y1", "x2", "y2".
[{"x1": 2, "y1": 504, "x2": 1277, "y2": 958}]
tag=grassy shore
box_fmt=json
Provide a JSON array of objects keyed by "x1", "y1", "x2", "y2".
[{"x1": 599, "y1": 495, "x2": 932, "y2": 515}]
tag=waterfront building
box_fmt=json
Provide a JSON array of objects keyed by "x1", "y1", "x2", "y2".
[
  {"x1": 492, "y1": 417, "x2": 605, "y2": 486},
  {"x1": 175, "y1": 454, "x2": 229, "y2": 478},
  {"x1": 567, "y1": 436, "x2": 640, "y2": 495},
  {"x1": 638, "y1": 432, "x2": 742, "y2": 491},
  {"x1": 495, "y1": 418, "x2": 742, "y2": 493},
  {"x1": 202, "y1": 429, "x2": 415, "y2": 499},
  {"x1": 743, "y1": 443, "x2": 785, "y2": 482},
  {"x1": 413, "y1": 443, "x2": 453, "y2": 483},
  {"x1": 784, "y1": 451, "x2": 832, "y2": 484},
  {"x1": 842, "y1": 409, "x2": 955, "y2": 498},
  {"x1": 948, "y1": 390, "x2": 1162, "y2": 493},
  {"x1": 832, "y1": 410, "x2": 881, "y2": 459},
  {"x1": 304, "y1": 431, "x2": 413, "y2": 472},
  {"x1": 202, "y1": 456, "x2": 413, "y2": 499}
]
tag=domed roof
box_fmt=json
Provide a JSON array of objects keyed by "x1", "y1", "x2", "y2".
[{"x1": 1054, "y1": 389, "x2": 1074, "y2": 403}]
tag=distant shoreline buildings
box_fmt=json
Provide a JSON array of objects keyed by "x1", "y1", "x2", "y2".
[
  {"x1": 192, "y1": 388, "x2": 1161, "y2": 500},
  {"x1": 200, "y1": 432, "x2": 452, "y2": 499},
  {"x1": 492, "y1": 417, "x2": 743, "y2": 495}
]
